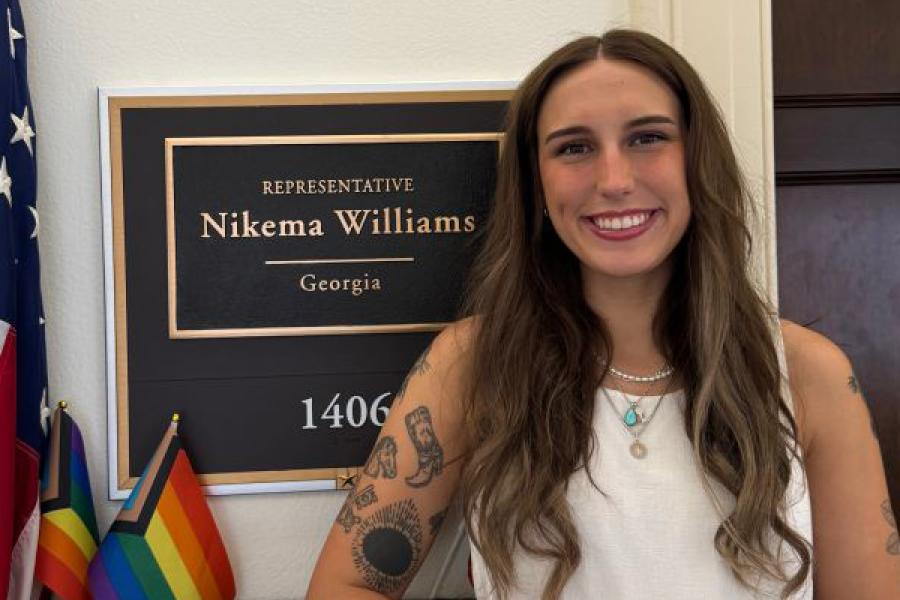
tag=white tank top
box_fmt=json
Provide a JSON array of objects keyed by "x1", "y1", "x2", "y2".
[{"x1": 468, "y1": 330, "x2": 814, "y2": 599}]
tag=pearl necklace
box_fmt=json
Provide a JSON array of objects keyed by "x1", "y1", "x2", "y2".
[{"x1": 608, "y1": 363, "x2": 674, "y2": 383}]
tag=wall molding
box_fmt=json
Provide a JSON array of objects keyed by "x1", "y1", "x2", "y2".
[
  {"x1": 775, "y1": 93, "x2": 900, "y2": 108},
  {"x1": 776, "y1": 169, "x2": 900, "y2": 186},
  {"x1": 631, "y1": 0, "x2": 777, "y2": 301}
]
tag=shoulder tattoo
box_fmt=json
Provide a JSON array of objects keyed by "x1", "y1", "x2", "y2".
[
  {"x1": 848, "y1": 372, "x2": 879, "y2": 442},
  {"x1": 395, "y1": 345, "x2": 432, "y2": 403},
  {"x1": 848, "y1": 373, "x2": 860, "y2": 394},
  {"x1": 404, "y1": 406, "x2": 444, "y2": 488},
  {"x1": 352, "y1": 499, "x2": 423, "y2": 593},
  {"x1": 882, "y1": 499, "x2": 899, "y2": 555}
]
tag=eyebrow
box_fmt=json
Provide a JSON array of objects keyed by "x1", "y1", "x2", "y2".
[{"x1": 543, "y1": 115, "x2": 678, "y2": 145}]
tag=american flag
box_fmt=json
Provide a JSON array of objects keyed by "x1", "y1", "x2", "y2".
[{"x1": 2, "y1": 1, "x2": 50, "y2": 598}]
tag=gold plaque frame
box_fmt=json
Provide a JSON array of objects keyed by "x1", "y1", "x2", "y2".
[{"x1": 101, "y1": 86, "x2": 513, "y2": 498}]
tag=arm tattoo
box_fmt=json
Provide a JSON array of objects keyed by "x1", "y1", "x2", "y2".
[
  {"x1": 354, "y1": 484, "x2": 378, "y2": 509},
  {"x1": 848, "y1": 372, "x2": 880, "y2": 442},
  {"x1": 352, "y1": 499, "x2": 423, "y2": 594},
  {"x1": 395, "y1": 346, "x2": 432, "y2": 403},
  {"x1": 882, "y1": 499, "x2": 899, "y2": 555},
  {"x1": 404, "y1": 406, "x2": 444, "y2": 488},
  {"x1": 429, "y1": 507, "x2": 448, "y2": 536},
  {"x1": 848, "y1": 374, "x2": 860, "y2": 394},
  {"x1": 363, "y1": 436, "x2": 398, "y2": 479},
  {"x1": 336, "y1": 483, "x2": 380, "y2": 534},
  {"x1": 336, "y1": 488, "x2": 361, "y2": 533}
]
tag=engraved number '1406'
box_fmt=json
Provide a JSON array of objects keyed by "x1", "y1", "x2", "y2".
[{"x1": 300, "y1": 393, "x2": 392, "y2": 429}]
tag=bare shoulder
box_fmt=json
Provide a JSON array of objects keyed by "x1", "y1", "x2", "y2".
[
  {"x1": 780, "y1": 318, "x2": 853, "y2": 378},
  {"x1": 779, "y1": 319, "x2": 862, "y2": 453},
  {"x1": 393, "y1": 317, "x2": 479, "y2": 422},
  {"x1": 418, "y1": 317, "x2": 478, "y2": 386},
  {"x1": 431, "y1": 315, "x2": 479, "y2": 359},
  {"x1": 779, "y1": 321, "x2": 900, "y2": 596}
]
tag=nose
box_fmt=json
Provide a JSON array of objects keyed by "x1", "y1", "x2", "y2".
[{"x1": 595, "y1": 148, "x2": 634, "y2": 199}]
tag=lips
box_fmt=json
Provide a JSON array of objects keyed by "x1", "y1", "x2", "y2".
[
  {"x1": 589, "y1": 209, "x2": 656, "y2": 231},
  {"x1": 583, "y1": 209, "x2": 659, "y2": 241}
]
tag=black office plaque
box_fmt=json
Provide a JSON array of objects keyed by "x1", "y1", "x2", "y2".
[{"x1": 101, "y1": 88, "x2": 510, "y2": 496}]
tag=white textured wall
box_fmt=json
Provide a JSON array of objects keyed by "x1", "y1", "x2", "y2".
[
  {"x1": 19, "y1": 1, "x2": 632, "y2": 598},
  {"x1": 20, "y1": 1, "x2": 776, "y2": 597}
]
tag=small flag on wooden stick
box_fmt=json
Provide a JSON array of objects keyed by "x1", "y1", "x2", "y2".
[
  {"x1": 35, "y1": 402, "x2": 100, "y2": 600},
  {"x1": 88, "y1": 414, "x2": 236, "y2": 600}
]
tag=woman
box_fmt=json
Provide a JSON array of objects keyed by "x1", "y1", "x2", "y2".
[{"x1": 307, "y1": 30, "x2": 899, "y2": 599}]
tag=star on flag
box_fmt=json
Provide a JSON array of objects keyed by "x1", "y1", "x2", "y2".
[
  {"x1": 27, "y1": 205, "x2": 38, "y2": 238},
  {"x1": 10, "y1": 106, "x2": 35, "y2": 155},
  {"x1": 7, "y1": 7, "x2": 23, "y2": 58},
  {"x1": 0, "y1": 156, "x2": 10, "y2": 207},
  {"x1": 39, "y1": 388, "x2": 50, "y2": 435}
]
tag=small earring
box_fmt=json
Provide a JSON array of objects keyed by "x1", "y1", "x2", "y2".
[{"x1": 543, "y1": 207, "x2": 549, "y2": 218}]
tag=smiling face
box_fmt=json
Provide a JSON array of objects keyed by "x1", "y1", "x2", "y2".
[{"x1": 537, "y1": 57, "x2": 691, "y2": 286}]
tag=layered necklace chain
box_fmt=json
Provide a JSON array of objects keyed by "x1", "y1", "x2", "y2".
[
  {"x1": 601, "y1": 383, "x2": 672, "y2": 459},
  {"x1": 601, "y1": 361, "x2": 675, "y2": 459}
]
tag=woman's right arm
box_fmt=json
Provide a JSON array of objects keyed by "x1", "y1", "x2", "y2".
[{"x1": 306, "y1": 321, "x2": 474, "y2": 599}]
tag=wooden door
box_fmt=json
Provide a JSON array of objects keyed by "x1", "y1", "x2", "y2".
[{"x1": 773, "y1": 1, "x2": 900, "y2": 508}]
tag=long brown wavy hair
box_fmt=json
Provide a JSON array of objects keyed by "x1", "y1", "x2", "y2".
[{"x1": 460, "y1": 29, "x2": 811, "y2": 600}]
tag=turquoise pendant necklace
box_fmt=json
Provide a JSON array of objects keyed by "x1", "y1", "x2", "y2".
[
  {"x1": 601, "y1": 379, "x2": 674, "y2": 459},
  {"x1": 601, "y1": 360, "x2": 670, "y2": 428},
  {"x1": 623, "y1": 402, "x2": 643, "y2": 427}
]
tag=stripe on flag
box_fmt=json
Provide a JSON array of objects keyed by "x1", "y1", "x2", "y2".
[
  {"x1": 36, "y1": 405, "x2": 100, "y2": 600},
  {"x1": 88, "y1": 419, "x2": 236, "y2": 600}
]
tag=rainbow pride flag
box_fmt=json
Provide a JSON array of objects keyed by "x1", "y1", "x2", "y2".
[
  {"x1": 87, "y1": 417, "x2": 235, "y2": 600},
  {"x1": 35, "y1": 403, "x2": 100, "y2": 600}
]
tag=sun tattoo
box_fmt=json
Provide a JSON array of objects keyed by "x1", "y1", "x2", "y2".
[
  {"x1": 882, "y1": 499, "x2": 899, "y2": 555},
  {"x1": 352, "y1": 499, "x2": 423, "y2": 593}
]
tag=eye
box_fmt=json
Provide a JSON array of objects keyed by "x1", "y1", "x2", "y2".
[
  {"x1": 630, "y1": 132, "x2": 668, "y2": 147},
  {"x1": 557, "y1": 142, "x2": 592, "y2": 156}
]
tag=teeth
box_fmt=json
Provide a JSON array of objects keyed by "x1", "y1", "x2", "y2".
[{"x1": 592, "y1": 211, "x2": 651, "y2": 231}]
